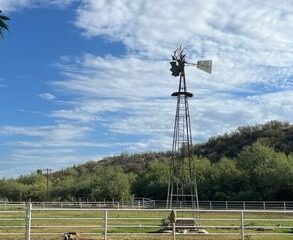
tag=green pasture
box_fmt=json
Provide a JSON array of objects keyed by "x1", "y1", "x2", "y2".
[{"x1": 1, "y1": 205, "x2": 293, "y2": 239}]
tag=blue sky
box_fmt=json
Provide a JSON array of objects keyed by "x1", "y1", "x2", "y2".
[{"x1": 0, "y1": 0, "x2": 293, "y2": 177}]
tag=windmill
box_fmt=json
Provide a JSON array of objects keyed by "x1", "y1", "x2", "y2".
[{"x1": 166, "y1": 46, "x2": 212, "y2": 209}]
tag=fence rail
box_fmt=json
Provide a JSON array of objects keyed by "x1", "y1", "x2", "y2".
[
  {"x1": 2, "y1": 200, "x2": 293, "y2": 210},
  {"x1": 2, "y1": 203, "x2": 293, "y2": 239}
]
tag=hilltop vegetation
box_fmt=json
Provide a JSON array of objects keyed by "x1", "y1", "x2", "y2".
[
  {"x1": 0, "y1": 121, "x2": 293, "y2": 202},
  {"x1": 194, "y1": 120, "x2": 293, "y2": 161}
]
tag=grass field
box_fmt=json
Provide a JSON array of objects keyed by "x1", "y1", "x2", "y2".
[{"x1": 1, "y1": 205, "x2": 293, "y2": 239}]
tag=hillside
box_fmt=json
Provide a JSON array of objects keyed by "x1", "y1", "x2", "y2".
[
  {"x1": 1, "y1": 120, "x2": 293, "y2": 202},
  {"x1": 99, "y1": 152, "x2": 172, "y2": 173},
  {"x1": 59, "y1": 120, "x2": 293, "y2": 174},
  {"x1": 194, "y1": 120, "x2": 293, "y2": 162}
]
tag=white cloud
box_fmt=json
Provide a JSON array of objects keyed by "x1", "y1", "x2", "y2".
[
  {"x1": 0, "y1": 124, "x2": 91, "y2": 143},
  {"x1": 75, "y1": 0, "x2": 293, "y2": 55},
  {"x1": 55, "y1": 54, "x2": 173, "y2": 98},
  {"x1": 1, "y1": 0, "x2": 293, "y2": 176},
  {"x1": 52, "y1": 52, "x2": 293, "y2": 150},
  {"x1": 43, "y1": 0, "x2": 293, "y2": 162},
  {"x1": 39, "y1": 92, "x2": 56, "y2": 101},
  {"x1": 71, "y1": 0, "x2": 293, "y2": 102}
]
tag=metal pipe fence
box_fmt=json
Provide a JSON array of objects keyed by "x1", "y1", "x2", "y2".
[
  {"x1": 2, "y1": 200, "x2": 293, "y2": 210},
  {"x1": 2, "y1": 203, "x2": 293, "y2": 239}
]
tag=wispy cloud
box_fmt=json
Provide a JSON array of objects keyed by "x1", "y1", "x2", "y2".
[
  {"x1": 53, "y1": 0, "x2": 293, "y2": 146},
  {"x1": 1, "y1": 0, "x2": 293, "y2": 176},
  {"x1": 0, "y1": 124, "x2": 91, "y2": 142},
  {"x1": 39, "y1": 92, "x2": 56, "y2": 101}
]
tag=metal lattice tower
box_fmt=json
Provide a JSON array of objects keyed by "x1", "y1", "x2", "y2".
[{"x1": 166, "y1": 47, "x2": 212, "y2": 209}]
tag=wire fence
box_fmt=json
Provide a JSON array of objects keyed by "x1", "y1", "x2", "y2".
[{"x1": 2, "y1": 203, "x2": 293, "y2": 239}]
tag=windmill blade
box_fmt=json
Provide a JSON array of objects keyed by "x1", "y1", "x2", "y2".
[{"x1": 197, "y1": 60, "x2": 212, "y2": 74}]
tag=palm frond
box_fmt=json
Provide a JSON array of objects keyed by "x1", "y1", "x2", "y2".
[{"x1": 0, "y1": 10, "x2": 9, "y2": 38}]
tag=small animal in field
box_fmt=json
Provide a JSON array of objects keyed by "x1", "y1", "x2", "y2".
[{"x1": 63, "y1": 232, "x2": 80, "y2": 240}]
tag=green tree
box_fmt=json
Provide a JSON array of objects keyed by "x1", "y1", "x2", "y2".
[
  {"x1": 133, "y1": 160, "x2": 169, "y2": 199},
  {"x1": 91, "y1": 165, "x2": 132, "y2": 201},
  {"x1": 0, "y1": 10, "x2": 9, "y2": 38},
  {"x1": 0, "y1": 179, "x2": 28, "y2": 201},
  {"x1": 277, "y1": 153, "x2": 293, "y2": 200},
  {"x1": 237, "y1": 141, "x2": 291, "y2": 200},
  {"x1": 194, "y1": 157, "x2": 213, "y2": 199},
  {"x1": 51, "y1": 174, "x2": 77, "y2": 201},
  {"x1": 210, "y1": 157, "x2": 244, "y2": 200},
  {"x1": 19, "y1": 173, "x2": 48, "y2": 201}
]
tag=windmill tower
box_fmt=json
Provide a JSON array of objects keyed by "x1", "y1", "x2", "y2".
[{"x1": 166, "y1": 47, "x2": 212, "y2": 209}]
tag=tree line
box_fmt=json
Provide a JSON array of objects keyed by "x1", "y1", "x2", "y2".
[{"x1": 0, "y1": 121, "x2": 293, "y2": 202}]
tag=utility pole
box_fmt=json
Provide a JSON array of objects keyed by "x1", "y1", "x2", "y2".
[{"x1": 42, "y1": 168, "x2": 52, "y2": 201}]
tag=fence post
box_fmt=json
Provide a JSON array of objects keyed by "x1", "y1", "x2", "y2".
[
  {"x1": 284, "y1": 202, "x2": 286, "y2": 211},
  {"x1": 170, "y1": 209, "x2": 176, "y2": 240},
  {"x1": 25, "y1": 202, "x2": 32, "y2": 240},
  {"x1": 172, "y1": 221, "x2": 176, "y2": 240},
  {"x1": 104, "y1": 209, "x2": 108, "y2": 240},
  {"x1": 240, "y1": 211, "x2": 245, "y2": 240}
]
